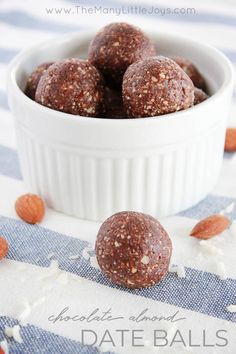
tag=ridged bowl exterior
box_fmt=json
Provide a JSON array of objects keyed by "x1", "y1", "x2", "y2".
[{"x1": 8, "y1": 31, "x2": 234, "y2": 221}]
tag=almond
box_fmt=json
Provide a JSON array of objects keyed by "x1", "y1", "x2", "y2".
[
  {"x1": 0, "y1": 236, "x2": 8, "y2": 261},
  {"x1": 190, "y1": 214, "x2": 230, "y2": 239},
  {"x1": 15, "y1": 193, "x2": 45, "y2": 224},
  {"x1": 224, "y1": 128, "x2": 236, "y2": 152}
]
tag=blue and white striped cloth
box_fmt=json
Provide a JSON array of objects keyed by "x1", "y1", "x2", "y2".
[{"x1": 0, "y1": 0, "x2": 236, "y2": 353}]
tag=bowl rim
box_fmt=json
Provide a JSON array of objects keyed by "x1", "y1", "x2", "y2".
[{"x1": 7, "y1": 29, "x2": 235, "y2": 126}]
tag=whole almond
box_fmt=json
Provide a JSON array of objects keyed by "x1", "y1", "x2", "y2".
[
  {"x1": 225, "y1": 128, "x2": 236, "y2": 152},
  {"x1": 190, "y1": 214, "x2": 230, "y2": 239},
  {"x1": 15, "y1": 193, "x2": 45, "y2": 224},
  {"x1": 0, "y1": 236, "x2": 8, "y2": 261}
]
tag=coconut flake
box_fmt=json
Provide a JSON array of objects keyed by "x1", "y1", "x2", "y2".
[
  {"x1": 219, "y1": 202, "x2": 234, "y2": 216},
  {"x1": 169, "y1": 264, "x2": 185, "y2": 278},
  {"x1": 169, "y1": 264, "x2": 178, "y2": 273},
  {"x1": 82, "y1": 246, "x2": 93, "y2": 260},
  {"x1": 90, "y1": 256, "x2": 100, "y2": 270},
  {"x1": 114, "y1": 241, "x2": 120, "y2": 247},
  {"x1": 4, "y1": 326, "x2": 13, "y2": 338},
  {"x1": 199, "y1": 240, "x2": 224, "y2": 256},
  {"x1": 225, "y1": 202, "x2": 235, "y2": 213},
  {"x1": 5, "y1": 325, "x2": 23, "y2": 343},
  {"x1": 12, "y1": 325, "x2": 23, "y2": 343},
  {"x1": 19, "y1": 295, "x2": 46, "y2": 325},
  {"x1": 39, "y1": 260, "x2": 60, "y2": 280},
  {"x1": 141, "y1": 255, "x2": 150, "y2": 265},
  {"x1": 68, "y1": 254, "x2": 80, "y2": 260},
  {"x1": 220, "y1": 202, "x2": 235, "y2": 215},
  {"x1": 215, "y1": 261, "x2": 227, "y2": 280},
  {"x1": 47, "y1": 252, "x2": 55, "y2": 260},
  {"x1": 50, "y1": 260, "x2": 59, "y2": 271},
  {"x1": 19, "y1": 299, "x2": 31, "y2": 324},
  {"x1": 177, "y1": 265, "x2": 186, "y2": 278},
  {"x1": 226, "y1": 304, "x2": 236, "y2": 313}
]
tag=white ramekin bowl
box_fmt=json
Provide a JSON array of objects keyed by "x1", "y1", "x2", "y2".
[{"x1": 7, "y1": 30, "x2": 234, "y2": 222}]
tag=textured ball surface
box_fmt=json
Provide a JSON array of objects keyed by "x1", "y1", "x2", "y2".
[
  {"x1": 122, "y1": 56, "x2": 194, "y2": 118},
  {"x1": 170, "y1": 56, "x2": 206, "y2": 89},
  {"x1": 25, "y1": 62, "x2": 54, "y2": 100},
  {"x1": 88, "y1": 22, "x2": 156, "y2": 87},
  {"x1": 194, "y1": 87, "x2": 209, "y2": 105},
  {"x1": 96, "y1": 211, "x2": 172, "y2": 289},
  {"x1": 35, "y1": 58, "x2": 105, "y2": 117}
]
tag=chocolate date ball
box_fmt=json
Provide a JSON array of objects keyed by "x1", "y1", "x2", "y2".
[
  {"x1": 194, "y1": 87, "x2": 209, "y2": 105},
  {"x1": 122, "y1": 56, "x2": 194, "y2": 118},
  {"x1": 25, "y1": 62, "x2": 54, "y2": 100},
  {"x1": 104, "y1": 86, "x2": 126, "y2": 118},
  {"x1": 96, "y1": 211, "x2": 172, "y2": 289},
  {"x1": 170, "y1": 56, "x2": 206, "y2": 90},
  {"x1": 88, "y1": 22, "x2": 156, "y2": 87},
  {"x1": 35, "y1": 58, "x2": 105, "y2": 117}
]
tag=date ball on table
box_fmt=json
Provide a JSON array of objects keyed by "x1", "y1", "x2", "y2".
[{"x1": 96, "y1": 211, "x2": 172, "y2": 289}]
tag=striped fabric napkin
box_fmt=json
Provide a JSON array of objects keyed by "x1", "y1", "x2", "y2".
[{"x1": 0, "y1": 0, "x2": 236, "y2": 353}]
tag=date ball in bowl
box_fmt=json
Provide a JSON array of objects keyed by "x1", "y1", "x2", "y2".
[
  {"x1": 194, "y1": 87, "x2": 209, "y2": 105},
  {"x1": 96, "y1": 211, "x2": 172, "y2": 289},
  {"x1": 88, "y1": 22, "x2": 156, "y2": 87},
  {"x1": 170, "y1": 56, "x2": 206, "y2": 90},
  {"x1": 35, "y1": 58, "x2": 105, "y2": 117},
  {"x1": 122, "y1": 56, "x2": 194, "y2": 118},
  {"x1": 25, "y1": 62, "x2": 54, "y2": 100}
]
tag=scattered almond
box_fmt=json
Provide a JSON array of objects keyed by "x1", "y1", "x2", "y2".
[
  {"x1": 224, "y1": 128, "x2": 236, "y2": 152},
  {"x1": 0, "y1": 236, "x2": 8, "y2": 261},
  {"x1": 15, "y1": 193, "x2": 45, "y2": 224},
  {"x1": 190, "y1": 215, "x2": 230, "y2": 239}
]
